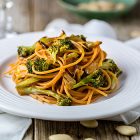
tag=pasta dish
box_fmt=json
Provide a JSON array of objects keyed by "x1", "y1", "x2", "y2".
[{"x1": 5, "y1": 31, "x2": 122, "y2": 106}]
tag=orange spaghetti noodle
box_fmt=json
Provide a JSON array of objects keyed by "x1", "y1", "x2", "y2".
[{"x1": 5, "y1": 31, "x2": 122, "y2": 106}]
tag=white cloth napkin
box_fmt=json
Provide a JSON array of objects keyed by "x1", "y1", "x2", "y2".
[
  {"x1": 44, "y1": 19, "x2": 140, "y2": 124},
  {"x1": 0, "y1": 113, "x2": 31, "y2": 140},
  {"x1": 44, "y1": 18, "x2": 117, "y2": 39},
  {"x1": 0, "y1": 40, "x2": 32, "y2": 139},
  {"x1": 0, "y1": 19, "x2": 140, "y2": 140}
]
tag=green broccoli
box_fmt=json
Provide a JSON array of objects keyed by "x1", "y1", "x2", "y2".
[
  {"x1": 34, "y1": 58, "x2": 49, "y2": 71},
  {"x1": 18, "y1": 45, "x2": 36, "y2": 57},
  {"x1": 39, "y1": 36, "x2": 53, "y2": 47},
  {"x1": 18, "y1": 36, "x2": 53, "y2": 57},
  {"x1": 17, "y1": 87, "x2": 72, "y2": 106},
  {"x1": 101, "y1": 59, "x2": 122, "y2": 77},
  {"x1": 73, "y1": 69, "x2": 107, "y2": 89},
  {"x1": 46, "y1": 39, "x2": 72, "y2": 63},
  {"x1": 69, "y1": 34, "x2": 86, "y2": 42},
  {"x1": 52, "y1": 39, "x2": 73, "y2": 53},
  {"x1": 26, "y1": 59, "x2": 34, "y2": 73},
  {"x1": 39, "y1": 37, "x2": 48, "y2": 44},
  {"x1": 77, "y1": 35, "x2": 86, "y2": 41},
  {"x1": 59, "y1": 39, "x2": 73, "y2": 53},
  {"x1": 46, "y1": 45, "x2": 59, "y2": 64},
  {"x1": 57, "y1": 96, "x2": 72, "y2": 106},
  {"x1": 16, "y1": 77, "x2": 40, "y2": 88},
  {"x1": 26, "y1": 58, "x2": 49, "y2": 73},
  {"x1": 67, "y1": 52, "x2": 79, "y2": 59}
]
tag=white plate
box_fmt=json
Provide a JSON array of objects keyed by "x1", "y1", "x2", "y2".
[{"x1": 0, "y1": 32, "x2": 140, "y2": 121}]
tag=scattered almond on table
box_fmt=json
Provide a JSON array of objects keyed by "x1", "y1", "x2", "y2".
[
  {"x1": 49, "y1": 124, "x2": 137, "y2": 139},
  {"x1": 80, "y1": 120, "x2": 98, "y2": 128},
  {"x1": 115, "y1": 125, "x2": 137, "y2": 136},
  {"x1": 49, "y1": 134, "x2": 73, "y2": 140}
]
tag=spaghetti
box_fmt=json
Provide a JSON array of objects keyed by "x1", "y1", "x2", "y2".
[{"x1": 5, "y1": 31, "x2": 122, "y2": 106}]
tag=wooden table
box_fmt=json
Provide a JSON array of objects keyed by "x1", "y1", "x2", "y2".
[{"x1": 10, "y1": 0, "x2": 140, "y2": 139}]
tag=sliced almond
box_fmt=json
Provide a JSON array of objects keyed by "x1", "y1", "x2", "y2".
[
  {"x1": 80, "y1": 120, "x2": 98, "y2": 128},
  {"x1": 115, "y1": 125, "x2": 136, "y2": 136},
  {"x1": 49, "y1": 134, "x2": 73, "y2": 140},
  {"x1": 85, "y1": 138, "x2": 96, "y2": 140}
]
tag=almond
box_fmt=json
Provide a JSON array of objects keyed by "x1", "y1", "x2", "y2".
[
  {"x1": 80, "y1": 120, "x2": 98, "y2": 128},
  {"x1": 115, "y1": 125, "x2": 136, "y2": 136},
  {"x1": 49, "y1": 134, "x2": 73, "y2": 140}
]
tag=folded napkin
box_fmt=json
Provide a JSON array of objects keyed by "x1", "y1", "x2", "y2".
[
  {"x1": 44, "y1": 19, "x2": 117, "y2": 39},
  {"x1": 44, "y1": 19, "x2": 140, "y2": 124},
  {"x1": 0, "y1": 113, "x2": 31, "y2": 140},
  {"x1": 0, "y1": 19, "x2": 140, "y2": 140}
]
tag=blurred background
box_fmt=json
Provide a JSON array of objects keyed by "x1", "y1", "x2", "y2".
[{"x1": 0, "y1": 0, "x2": 140, "y2": 41}]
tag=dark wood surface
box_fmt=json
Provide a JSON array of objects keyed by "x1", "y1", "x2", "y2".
[{"x1": 9, "y1": 0, "x2": 140, "y2": 139}]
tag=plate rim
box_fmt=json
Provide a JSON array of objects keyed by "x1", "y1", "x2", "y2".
[{"x1": 0, "y1": 32, "x2": 140, "y2": 121}]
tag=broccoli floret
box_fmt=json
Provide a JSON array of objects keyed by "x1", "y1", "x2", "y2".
[
  {"x1": 69, "y1": 34, "x2": 86, "y2": 42},
  {"x1": 26, "y1": 60, "x2": 34, "y2": 73},
  {"x1": 26, "y1": 58, "x2": 49, "y2": 73},
  {"x1": 101, "y1": 59, "x2": 122, "y2": 77},
  {"x1": 59, "y1": 39, "x2": 73, "y2": 53},
  {"x1": 57, "y1": 97, "x2": 72, "y2": 106},
  {"x1": 77, "y1": 35, "x2": 86, "y2": 41},
  {"x1": 52, "y1": 39, "x2": 73, "y2": 53},
  {"x1": 34, "y1": 58, "x2": 49, "y2": 71},
  {"x1": 17, "y1": 87, "x2": 72, "y2": 106},
  {"x1": 39, "y1": 37, "x2": 48, "y2": 45},
  {"x1": 18, "y1": 37, "x2": 52, "y2": 57},
  {"x1": 46, "y1": 45, "x2": 59, "y2": 64},
  {"x1": 91, "y1": 70, "x2": 107, "y2": 88},
  {"x1": 67, "y1": 52, "x2": 79, "y2": 59},
  {"x1": 18, "y1": 45, "x2": 35, "y2": 57},
  {"x1": 39, "y1": 36, "x2": 54, "y2": 48},
  {"x1": 16, "y1": 78, "x2": 40, "y2": 88},
  {"x1": 73, "y1": 69, "x2": 107, "y2": 89},
  {"x1": 46, "y1": 39, "x2": 72, "y2": 63}
]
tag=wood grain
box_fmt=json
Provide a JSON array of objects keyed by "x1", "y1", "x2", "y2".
[
  {"x1": 11, "y1": 0, "x2": 140, "y2": 41},
  {"x1": 23, "y1": 124, "x2": 34, "y2": 140},
  {"x1": 31, "y1": 0, "x2": 49, "y2": 31},
  {"x1": 131, "y1": 119, "x2": 140, "y2": 140},
  {"x1": 33, "y1": 120, "x2": 131, "y2": 140},
  {"x1": 31, "y1": 0, "x2": 86, "y2": 31},
  {"x1": 94, "y1": 121, "x2": 130, "y2": 140},
  {"x1": 10, "y1": 0, "x2": 31, "y2": 33}
]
